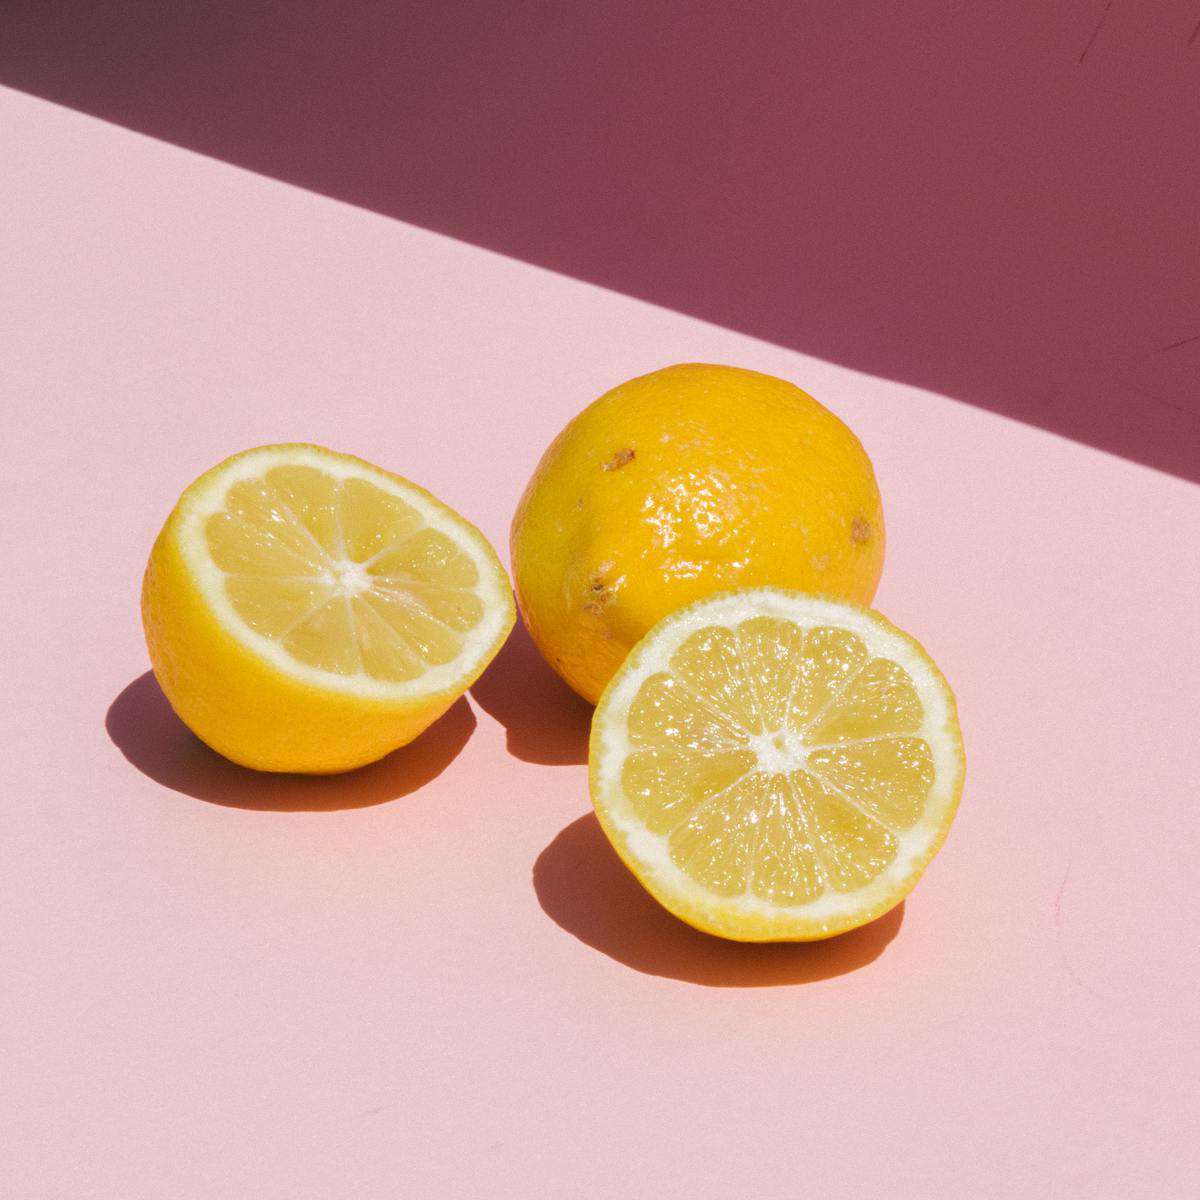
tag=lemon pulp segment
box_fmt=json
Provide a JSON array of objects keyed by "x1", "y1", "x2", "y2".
[{"x1": 204, "y1": 463, "x2": 490, "y2": 684}]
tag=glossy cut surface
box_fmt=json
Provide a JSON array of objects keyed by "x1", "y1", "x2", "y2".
[{"x1": 591, "y1": 591, "x2": 963, "y2": 941}]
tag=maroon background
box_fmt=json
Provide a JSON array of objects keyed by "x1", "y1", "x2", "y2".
[{"x1": 3, "y1": 0, "x2": 1197, "y2": 478}]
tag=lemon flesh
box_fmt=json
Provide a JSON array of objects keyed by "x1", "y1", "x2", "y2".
[
  {"x1": 590, "y1": 589, "x2": 964, "y2": 941},
  {"x1": 142, "y1": 444, "x2": 514, "y2": 773}
]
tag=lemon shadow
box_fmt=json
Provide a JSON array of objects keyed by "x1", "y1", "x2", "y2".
[
  {"x1": 106, "y1": 670, "x2": 475, "y2": 811},
  {"x1": 470, "y1": 616, "x2": 591, "y2": 765},
  {"x1": 534, "y1": 813, "x2": 904, "y2": 987}
]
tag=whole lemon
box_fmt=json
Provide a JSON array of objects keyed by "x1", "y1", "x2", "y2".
[{"x1": 511, "y1": 364, "x2": 885, "y2": 703}]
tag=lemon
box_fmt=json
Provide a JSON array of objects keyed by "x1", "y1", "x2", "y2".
[
  {"x1": 142, "y1": 444, "x2": 514, "y2": 773},
  {"x1": 512, "y1": 363, "x2": 884, "y2": 703},
  {"x1": 590, "y1": 588, "x2": 964, "y2": 941}
]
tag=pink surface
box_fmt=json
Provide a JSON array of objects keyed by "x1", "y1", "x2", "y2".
[{"x1": 2, "y1": 88, "x2": 1198, "y2": 1197}]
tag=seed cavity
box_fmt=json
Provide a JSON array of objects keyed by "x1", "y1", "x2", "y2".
[
  {"x1": 749, "y1": 728, "x2": 807, "y2": 774},
  {"x1": 328, "y1": 560, "x2": 370, "y2": 597}
]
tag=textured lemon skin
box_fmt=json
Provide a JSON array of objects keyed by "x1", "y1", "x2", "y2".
[
  {"x1": 511, "y1": 364, "x2": 885, "y2": 704},
  {"x1": 141, "y1": 446, "x2": 514, "y2": 774},
  {"x1": 589, "y1": 589, "x2": 965, "y2": 942}
]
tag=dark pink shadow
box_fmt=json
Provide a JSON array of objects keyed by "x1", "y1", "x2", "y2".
[
  {"x1": 534, "y1": 813, "x2": 904, "y2": 987},
  {"x1": 106, "y1": 670, "x2": 475, "y2": 811},
  {"x1": 4, "y1": 1, "x2": 1197, "y2": 479},
  {"x1": 470, "y1": 617, "x2": 591, "y2": 766}
]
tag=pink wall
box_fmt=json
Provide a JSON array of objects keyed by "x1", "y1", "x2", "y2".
[{"x1": 2, "y1": 0, "x2": 1197, "y2": 478}]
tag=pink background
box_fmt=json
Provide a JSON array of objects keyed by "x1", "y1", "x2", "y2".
[
  {"x1": 3, "y1": 0, "x2": 1198, "y2": 482},
  {"x1": 2, "y1": 38, "x2": 1198, "y2": 1200}
]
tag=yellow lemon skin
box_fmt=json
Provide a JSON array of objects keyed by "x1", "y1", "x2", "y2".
[
  {"x1": 142, "y1": 446, "x2": 514, "y2": 774},
  {"x1": 511, "y1": 364, "x2": 885, "y2": 704}
]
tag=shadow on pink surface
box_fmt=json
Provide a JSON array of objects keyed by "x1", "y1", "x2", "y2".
[
  {"x1": 2, "y1": 1, "x2": 1198, "y2": 480},
  {"x1": 470, "y1": 618, "x2": 591, "y2": 766},
  {"x1": 535, "y1": 813, "x2": 903, "y2": 987},
  {"x1": 106, "y1": 670, "x2": 475, "y2": 811}
]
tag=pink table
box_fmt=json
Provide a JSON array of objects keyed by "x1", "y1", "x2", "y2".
[{"x1": 3, "y1": 85, "x2": 1197, "y2": 1197}]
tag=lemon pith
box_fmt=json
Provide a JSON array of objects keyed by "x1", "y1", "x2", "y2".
[
  {"x1": 589, "y1": 589, "x2": 964, "y2": 942},
  {"x1": 512, "y1": 364, "x2": 885, "y2": 703},
  {"x1": 142, "y1": 444, "x2": 514, "y2": 773}
]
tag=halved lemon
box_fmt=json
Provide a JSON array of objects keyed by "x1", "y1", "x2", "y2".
[
  {"x1": 142, "y1": 444, "x2": 515, "y2": 773},
  {"x1": 589, "y1": 588, "x2": 964, "y2": 940}
]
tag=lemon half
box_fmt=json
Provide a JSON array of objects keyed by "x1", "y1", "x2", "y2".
[
  {"x1": 589, "y1": 588, "x2": 964, "y2": 941},
  {"x1": 142, "y1": 444, "x2": 514, "y2": 773}
]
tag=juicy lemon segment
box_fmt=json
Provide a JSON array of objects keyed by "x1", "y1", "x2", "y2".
[
  {"x1": 205, "y1": 465, "x2": 484, "y2": 680},
  {"x1": 590, "y1": 589, "x2": 964, "y2": 941},
  {"x1": 142, "y1": 444, "x2": 514, "y2": 773}
]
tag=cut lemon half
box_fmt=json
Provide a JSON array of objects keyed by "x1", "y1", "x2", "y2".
[
  {"x1": 142, "y1": 443, "x2": 514, "y2": 773},
  {"x1": 589, "y1": 588, "x2": 964, "y2": 941}
]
